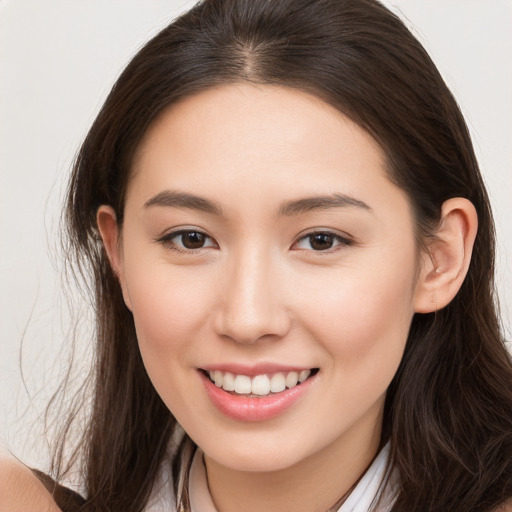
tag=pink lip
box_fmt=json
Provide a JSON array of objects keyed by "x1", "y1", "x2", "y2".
[{"x1": 199, "y1": 370, "x2": 316, "y2": 422}]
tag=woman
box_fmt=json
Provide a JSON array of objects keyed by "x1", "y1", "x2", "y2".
[{"x1": 2, "y1": 0, "x2": 511, "y2": 510}]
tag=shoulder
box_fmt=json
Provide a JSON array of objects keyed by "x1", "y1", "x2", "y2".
[
  {"x1": 494, "y1": 499, "x2": 512, "y2": 512},
  {"x1": 0, "y1": 457, "x2": 62, "y2": 512}
]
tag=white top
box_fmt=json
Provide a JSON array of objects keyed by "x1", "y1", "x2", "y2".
[{"x1": 146, "y1": 443, "x2": 396, "y2": 512}]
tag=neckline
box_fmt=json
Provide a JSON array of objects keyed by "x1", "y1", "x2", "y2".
[{"x1": 188, "y1": 443, "x2": 395, "y2": 512}]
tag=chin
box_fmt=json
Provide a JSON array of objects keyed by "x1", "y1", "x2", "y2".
[{"x1": 207, "y1": 446, "x2": 304, "y2": 473}]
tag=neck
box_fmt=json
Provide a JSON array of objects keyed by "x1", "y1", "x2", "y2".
[{"x1": 204, "y1": 403, "x2": 384, "y2": 512}]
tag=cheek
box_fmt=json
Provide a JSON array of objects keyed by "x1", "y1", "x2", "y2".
[
  {"x1": 122, "y1": 262, "x2": 217, "y2": 413},
  {"x1": 300, "y1": 252, "x2": 417, "y2": 375},
  {"x1": 122, "y1": 250, "x2": 216, "y2": 358}
]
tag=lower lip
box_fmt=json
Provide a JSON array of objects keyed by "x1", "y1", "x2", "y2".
[{"x1": 200, "y1": 371, "x2": 315, "y2": 422}]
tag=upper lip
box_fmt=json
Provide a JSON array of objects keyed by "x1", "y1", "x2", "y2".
[{"x1": 200, "y1": 363, "x2": 316, "y2": 377}]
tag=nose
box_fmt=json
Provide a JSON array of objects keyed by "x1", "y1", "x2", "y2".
[{"x1": 213, "y1": 249, "x2": 291, "y2": 344}]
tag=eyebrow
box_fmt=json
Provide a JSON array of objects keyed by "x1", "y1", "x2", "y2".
[
  {"x1": 144, "y1": 190, "x2": 372, "y2": 217},
  {"x1": 278, "y1": 194, "x2": 372, "y2": 216},
  {"x1": 144, "y1": 190, "x2": 223, "y2": 215}
]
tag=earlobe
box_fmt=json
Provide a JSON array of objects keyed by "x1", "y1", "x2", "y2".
[
  {"x1": 96, "y1": 205, "x2": 132, "y2": 310},
  {"x1": 413, "y1": 198, "x2": 478, "y2": 314}
]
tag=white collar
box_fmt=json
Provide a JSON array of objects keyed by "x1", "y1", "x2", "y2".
[{"x1": 337, "y1": 443, "x2": 396, "y2": 512}]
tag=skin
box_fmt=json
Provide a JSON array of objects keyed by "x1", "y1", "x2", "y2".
[
  {"x1": 0, "y1": 458, "x2": 61, "y2": 512},
  {"x1": 98, "y1": 84, "x2": 478, "y2": 512}
]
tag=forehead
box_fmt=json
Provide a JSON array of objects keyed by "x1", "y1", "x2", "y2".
[{"x1": 128, "y1": 84, "x2": 404, "y2": 218}]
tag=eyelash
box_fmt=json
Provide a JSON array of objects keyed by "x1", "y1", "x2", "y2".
[{"x1": 155, "y1": 229, "x2": 353, "y2": 254}]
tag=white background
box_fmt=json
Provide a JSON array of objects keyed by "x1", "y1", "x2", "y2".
[{"x1": 1, "y1": 0, "x2": 511, "y2": 468}]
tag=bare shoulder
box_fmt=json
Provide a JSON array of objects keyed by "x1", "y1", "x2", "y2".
[
  {"x1": 494, "y1": 499, "x2": 512, "y2": 512},
  {"x1": 0, "y1": 457, "x2": 61, "y2": 512}
]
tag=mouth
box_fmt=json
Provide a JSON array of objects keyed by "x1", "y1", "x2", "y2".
[{"x1": 201, "y1": 368, "x2": 319, "y2": 397}]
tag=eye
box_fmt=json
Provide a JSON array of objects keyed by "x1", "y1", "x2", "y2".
[
  {"x1": 293, "y1": 231, "x2": 352, "y2": 252},
  {"x1": 157, "y1": 229, "x2": 217, "y2": 252}
]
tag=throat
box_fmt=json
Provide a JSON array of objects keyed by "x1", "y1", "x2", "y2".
[{"x1": 200, "y1": 442, "x2": 377, "y2": 512}]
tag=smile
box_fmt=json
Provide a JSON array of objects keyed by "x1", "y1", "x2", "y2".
[
  {"x1": 206, "y1": 369, "x2": 315, "y2": 396},
  {"x1": 200, "y1": 367, "x2": 319, "y2": 422}
]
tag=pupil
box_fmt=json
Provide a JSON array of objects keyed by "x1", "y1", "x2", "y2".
[
  {"x1": 183, "y1": 231, "x2": 205, "y2": 249},
  {"x1": 310, "y1": 233, "x2": 334, "y2": 250}
]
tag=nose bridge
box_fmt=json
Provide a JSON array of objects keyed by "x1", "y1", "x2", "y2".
[{"x1": 215, "y1": 245, "x2": 289, "y2": 344}]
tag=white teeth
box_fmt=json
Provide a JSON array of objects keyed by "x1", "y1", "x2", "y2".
[
  {"x1": 285, "y1": 371, "x2": 299, "y2": 388},
  {"x1": 270, "y1": 372, "x2": 286, "y2": 393},
  {"x1": 251, "y1": 375, "x2": 271, "y2": 395},
  {"x1": 299, "y1": 369, "x2": 311, "y2": 383},
  {"x1": 208, "y1": 369, "x2": 314, "y2": 396},
  {"x1": 234, "y1": 375, "x2": 252, "y2": 394},
  {"x1": 213, "y1": 370, "x2": 223, "y2": 387},
  {"x1": 222, "y1": 372, "x2": 235, "y2": 391}
]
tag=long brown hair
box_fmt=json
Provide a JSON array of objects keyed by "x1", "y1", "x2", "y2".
[{"x1": 55, "y1": 0, "x2": 512, "y2": 510}]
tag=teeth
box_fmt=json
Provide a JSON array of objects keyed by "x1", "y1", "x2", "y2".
[
  {"x1": 213, "y1": 370, "x2": 223, "y2": 387},
  {"x1": 222, "y1": 372, "x2": 235, "y2": 391},
  {"x1": 251, "y1": 375, "x2": 271, "y2": 395},
  {"x1": 285, "y1": 371, "x2": 298, "y2": 388},
  {"x1": 299, "y1": 369, "x2": 311, "y2": 383},
  {"x1": 207, "y1": 369, "x2": 313, "y2": 396},
  {"x1": 270, "y1": 373, "x2": 286, "y2": 393},
  {"x1": 234, "y1": 375, "x2": 252, "y2": 394}
]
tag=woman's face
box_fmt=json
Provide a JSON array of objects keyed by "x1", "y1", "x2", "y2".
[{"x1": 113, "y1": 84, "x2": 425, "y2": 473}]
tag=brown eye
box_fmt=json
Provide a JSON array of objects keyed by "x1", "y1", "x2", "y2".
[
  {"x1": 181, "y1": 231, "x2": 207, "y2": 249},
  {"x1": 157, "y1": 229, "x2": 216, "y2": 252},
  {"x1": 293, "y1": 231, "x2": 352, "y2": 252},
  {"x1": 309, "y1": 233, "x2": 335, "y2": 251}
]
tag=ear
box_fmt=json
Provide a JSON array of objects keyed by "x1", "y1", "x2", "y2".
[
  {"x1": 413, "y1": 198, "x2": 478, "y2": 313},
  {"x1": 96, "y1": 205, "x2": 133, "y2": 311}
]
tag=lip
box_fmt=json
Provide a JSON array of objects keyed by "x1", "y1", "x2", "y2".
[{"x1": 199, "y1": 368, "x2": 317, "y2": 422}]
